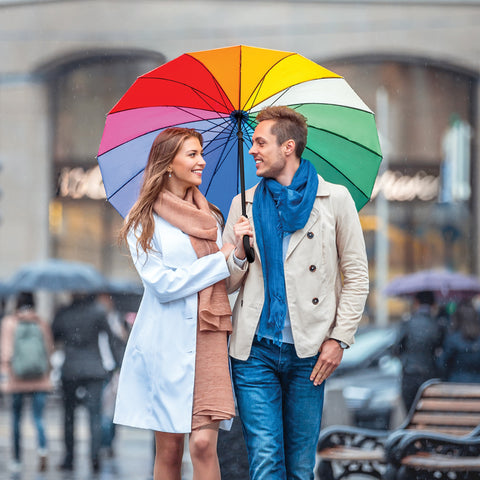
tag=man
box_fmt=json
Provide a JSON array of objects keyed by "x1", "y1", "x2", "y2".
[
  {"x1": 395, "y1": 290, "x2": 445, "y2": 412},
  {"x1": 52, "y1": 293, "x2": 122, "y2": 473},
  {"x1": 223, "y1": 106, "x2": 369, "y2": 480}
]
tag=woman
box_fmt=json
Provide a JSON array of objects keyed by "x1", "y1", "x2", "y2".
[
  {"x1": 1, "y1": 292, "x2": 54, "y2": 473},
  {"x1": 114, "y1": 127, "x2": 249, "y2": 480}
]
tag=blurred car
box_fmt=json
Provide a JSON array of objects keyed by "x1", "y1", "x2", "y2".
[{"x1": 323, "y1": 324, "x2": 406, "y2": 430}]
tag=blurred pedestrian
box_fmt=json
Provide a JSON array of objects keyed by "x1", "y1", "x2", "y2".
[
  {"x1": 395, "y1": 290, "x2": 445, "y2": 412},
  {"x1": 114, "y1": 128, "x2": 245, "y2": 480},
  {"x1": 222, "y1": 106, "x2": 369, "y2": 480},
  {"x1": 52, "y1": 293, "x2": 122, "y2": 473},
  {"x1": 0, "y1": 292, "x2": 54, "y2": 473},
  {"x1": 97, "y1": 292, "x2": 128, "y2": 457},
  {"x1": 437, "y1": 301, "x2": 480, "y2": 382}
]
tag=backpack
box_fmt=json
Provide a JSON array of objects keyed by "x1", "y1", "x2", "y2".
[{"x1": 11, "y1": 321, "x2": 49, "y2": 380}]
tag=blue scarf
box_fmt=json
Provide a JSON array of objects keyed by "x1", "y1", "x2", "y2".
[{"x1": 253, "y1": 159, "x2": 319, "y2": 345}]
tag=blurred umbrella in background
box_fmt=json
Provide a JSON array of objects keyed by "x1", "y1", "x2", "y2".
[
  {"x1": 106, "y1": 278, "x2": 144, "y2": 296},
  {"x1": 0, "y1": 281, "x2": 14, "y2": 299},
  {"x1": 8, "y1": 259, "x2": 108, "y2": 293},
  {"x1": 384, "y1": 269, "x2": 480, "y2": 300}
]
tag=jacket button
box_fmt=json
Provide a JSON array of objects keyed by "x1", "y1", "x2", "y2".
[
  {"x1": 307, "y1": 232, "x2": 314, "y2": 239},
  {"x1": 312, "y1": 298, "x2": 319, "y2": 305},
  {"x1": 309, "y1": 265, "x2": 316, "y2": 272}
]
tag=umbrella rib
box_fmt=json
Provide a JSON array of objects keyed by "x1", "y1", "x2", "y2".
[
  {"x1": 171, "y1": 106, "x2": 233, "y2": 136},
  {"x1": 306, "y1": 121, "x2": 383, "y2": 159},
  {"x1": 204, "y1": 117, "x2": 254, "y2": 193},
  {"x1": 204, "y1": 126, "x2": 238, "y2": 172},
  {"x1": 241, "y1": 53, "x2": 296, "y2": 111},
  {"x1": 242, "y1": 55, "x2": 339, "y2": 112},
  {"x1": 203, "y1": 126, "x2": 241, "y2": 195},
  {"x1": 195, "y1": 114, "x2": 232, "y2": 135},
  {"x1": 184, "y1": 54, "x2": 236, "y2": 112},
  {"x1": 304, "y1": 144, "x2": 374, "y2": 199},
  {"x1": 99, "y1": 107, "x2": 230, "y2": 156},
  {"x1": 118, "y1": 77, "x2": 231, "y2": 116},
  {"x1": 141, "y1": 67, "x2": 233, "y2": 114},
  {"x1": 106, "y1": 167, "x2": 145, "y2": 202},
  {"x1": 104, "y1": 116, "x2": 235, "y2": 203},
  {"x1": 243, "y1": 112, "x2": 258, "y2": 130},
  {"x1": 174, "y1": 105, "x2": 226, "y2": 124}
]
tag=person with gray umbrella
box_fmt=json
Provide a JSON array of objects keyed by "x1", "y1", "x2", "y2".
[
  {"x1": 52, "y1": 293, "x2": 122, "y2": 473},
  {"x1": 394, "y1": 290, "x2": 446, "y2": 412}
]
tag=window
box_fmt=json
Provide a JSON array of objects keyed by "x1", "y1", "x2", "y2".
[
  {"x1": 324, "y1": 56, "x2": 477, "y2": 321},
  {"x1": 48, "y1": 52, "x2": 164, "y2": 277}
]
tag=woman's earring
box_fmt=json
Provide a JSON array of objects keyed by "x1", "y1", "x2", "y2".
[{"x1": 168, "y1": 170, "x2": 172, "y2": 178}]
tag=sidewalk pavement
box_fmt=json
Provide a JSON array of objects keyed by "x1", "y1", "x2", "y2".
[
  {"x1": 0, "y1": 394, "x2": 352, "y2": 480},
  {"x1": 0, "y1": 394, "x2": 193, "y2": 480}
]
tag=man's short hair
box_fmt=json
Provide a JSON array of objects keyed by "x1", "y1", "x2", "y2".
[{"x1": 256, "y1": 106, "x2": 308, "y2": 158}]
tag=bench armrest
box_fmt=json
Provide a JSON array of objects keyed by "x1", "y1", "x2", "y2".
[
  {"x1": 317, "y1": 425, "x2": 389, "y2": 452},
  {"x1": 387, "y1": 427, "x2": 480, "y2": 466}
]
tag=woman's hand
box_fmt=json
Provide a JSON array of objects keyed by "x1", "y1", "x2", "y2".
[
  {"x1": 220, "y1": 242, "x2": 235, "y2": 260},
  {"x1": 232, "y1": 216, "x2": 254, "y2": 260}
]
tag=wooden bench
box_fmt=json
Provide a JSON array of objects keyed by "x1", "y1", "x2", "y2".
[
  {"x1": 385, "y1": 422, "x2": 480, "y2": 479},
  {"x1": 316, "y1": 380, "x2": 480, "y2": 480}
]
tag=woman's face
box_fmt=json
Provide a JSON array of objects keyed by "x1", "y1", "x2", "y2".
[{"x1": 166, "y1": 136, "x2": 206, "y2": 197}]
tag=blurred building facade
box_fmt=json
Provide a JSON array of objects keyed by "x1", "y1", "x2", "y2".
[{"x1": 0, "y1": 0, "x2": 479, "y2": 322}]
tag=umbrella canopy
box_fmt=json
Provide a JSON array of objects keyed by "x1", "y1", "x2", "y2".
[
  {"x1": 0, "y1": 281, "x2": 14, "y2": 299},
  {"x1": 384, "y1": 269, "x2": 480, "y2": 299},
  {"x1": 105, "y1": 278, "x2": 144, "y2": 313},
  {"x1": 106, "y1": 278, "x2": 144, "y2": 296},
  {"x1": 97, "y1": 45, "x2": 382, "y2": 219},
  {"x1": 8, "y1": 259, "x2": 108, "y2": 293}
]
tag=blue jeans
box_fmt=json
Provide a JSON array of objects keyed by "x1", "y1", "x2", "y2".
[
  {"x1": 12, "y1": 392, "x2": 48, "y2": 461},
  {"x1": 231, "y1": 337, "x2": 325, "y2": 480}
]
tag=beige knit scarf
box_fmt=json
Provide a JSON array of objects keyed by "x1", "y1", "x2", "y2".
[{"x1": 153, "y1": 187, "x2": 232, "y2": 332}]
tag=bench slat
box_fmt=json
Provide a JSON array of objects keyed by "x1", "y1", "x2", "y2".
[
  {"x1": 416, "y1": 399, "x2": 480, "y2": 412},
  {"x1": 318, "y1": 446, "x2": 385, "y2": 462},
  {"x1": 410, "y1": 412, "x2": 480, "y2": 427},
  {"x1": 422, "y1": 384, "x2": 480, "y2": 398},
  {"x1": 405, "y1": 425, "x2": 474, "y2": 436},
  {"x1": 402, "y1": 453, "x2": 480, "y2": 471}
]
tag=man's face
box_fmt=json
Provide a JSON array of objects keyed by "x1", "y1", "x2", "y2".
[{"x1": 249, "y1": 120, "x2": 287, "y2": 180}]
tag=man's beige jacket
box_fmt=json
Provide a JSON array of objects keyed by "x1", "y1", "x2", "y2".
[{"x1": 223, "y1": 175, "x2": 369, "y2": 360}]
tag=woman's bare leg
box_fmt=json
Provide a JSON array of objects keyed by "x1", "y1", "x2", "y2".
[
  {"x1": 154, "y1": 431, "x2": 184, "y2": 480},
  {"x1": 189, "y1": 423, "x2": 221, "y2": 480}
]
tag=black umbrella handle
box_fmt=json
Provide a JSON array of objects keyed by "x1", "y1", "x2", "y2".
[
  {"x1": 236, "y1": 113, "x2": 255, "y2": 263},
  {"x1": 243, "y1": 235, "x2": 255, "y2": 264}
]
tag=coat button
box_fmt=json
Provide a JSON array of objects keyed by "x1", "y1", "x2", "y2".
[
  {"x1": 312, "y1": 298, "x2": 319, "y2": 305},
  {"x1": 307, "y1": 232, "x2": 314, "y2": 239},
  {"x1": 309, "y1": 265, "x2": 316, "y2": 272}
]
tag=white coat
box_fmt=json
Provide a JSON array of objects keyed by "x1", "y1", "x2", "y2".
[{"x1": 113, "y1": 214, "x2": 230, "y2": 433}]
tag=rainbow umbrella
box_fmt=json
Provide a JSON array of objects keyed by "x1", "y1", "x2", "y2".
[{"x1": 97, "y1": 45, "x2": 382, "y2": 220}]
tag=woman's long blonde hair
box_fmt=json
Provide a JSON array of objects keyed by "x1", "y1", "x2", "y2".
[{"x1": 120, "y1": 127, "x2": 223, "y2": 252}]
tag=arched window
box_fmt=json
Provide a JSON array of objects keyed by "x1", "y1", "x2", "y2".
[
  {"x1": 323, "y1": 55, "x2": 477, "y2": 321},
  {"x1": 43, "y1": 51, "x2": 164, "y2": 276}
]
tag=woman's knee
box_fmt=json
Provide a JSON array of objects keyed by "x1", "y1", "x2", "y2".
[
  {"x1": 155, "y1": 432, "x2": 184, "y2": 467},
  {"x1": 189, "y1": 429, "x2": 217, "y2": 461}
]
